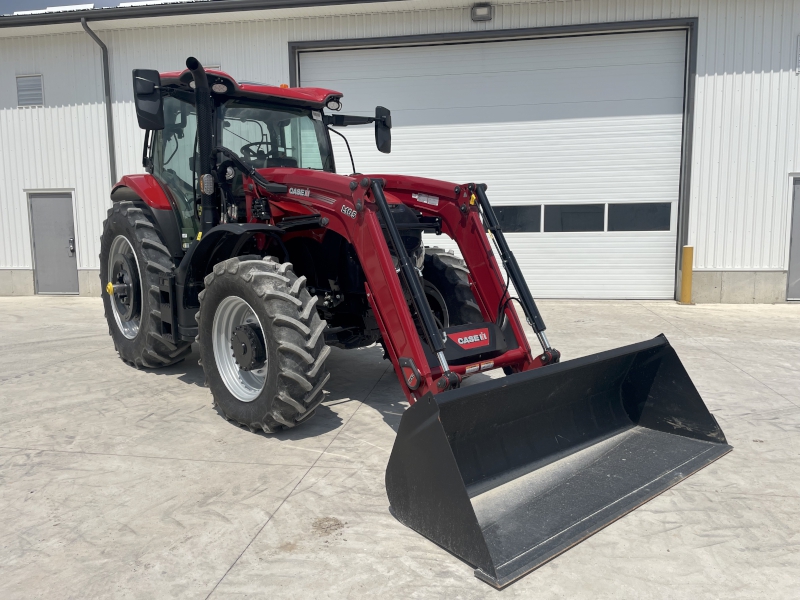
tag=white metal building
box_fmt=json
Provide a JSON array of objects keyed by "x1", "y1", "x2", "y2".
[{"x1": 1, "y1": 0, "x2": 800, "y2": 302}]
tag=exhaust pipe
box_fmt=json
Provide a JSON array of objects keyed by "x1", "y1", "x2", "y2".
[
  {"x1": 386, "y1": 334, "x2": 732, "y2": 588},
  {"x1": 185, "y1": 57, "x2": 217, "y2": 233}
]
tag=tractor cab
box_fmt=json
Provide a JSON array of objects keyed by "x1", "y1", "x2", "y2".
[
  {"x1": 134, "y1": 67, "x2": 343, "y2": 246},
  {"x1": 133, "y1": 66, "x2": 390, "y2": 246}
]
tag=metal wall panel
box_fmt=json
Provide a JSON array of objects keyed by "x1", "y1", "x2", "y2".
[
  {"x1": 690, "y1": 0, "x2": 800, "y2": 270},
  {"x1": 2, "y1": 0, "x2": 800, "y2": 276},
  {"x1": 0, "y1": 32, "x2": 109, "y2": 270}
]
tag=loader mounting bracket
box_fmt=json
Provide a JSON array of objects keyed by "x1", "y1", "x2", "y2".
[{"x1": 539, "y1": 348, "x2": 561, "y2": 365}]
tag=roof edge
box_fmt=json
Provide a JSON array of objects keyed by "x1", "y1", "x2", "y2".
[{"x1": 0, "y1": 0, "x2": 397, "y2": 29}]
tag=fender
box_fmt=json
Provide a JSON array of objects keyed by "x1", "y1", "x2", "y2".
[
  {"x1": 109, "y1": 174, "x2": 183, "y2": 259},
  {"x1": 111, "y1": 174, "x2": 172, "y2": 210},
  {"x1": 162, "y1": 223, "x2": 285, "y2": 341},
  {"x1": 176, "y1": 223, "x2": 285, "y2": 285}
]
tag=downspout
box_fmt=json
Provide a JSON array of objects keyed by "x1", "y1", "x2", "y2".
[{"x1": 81, "y1": 18, "x2": 117, "y2": 184}]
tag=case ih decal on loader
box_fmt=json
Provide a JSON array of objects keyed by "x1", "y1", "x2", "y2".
[
  {"x1": 100, "y1": 58, "x2": 732, "y2": 588},
  {"x1": 449, "y1": 327, "x2": 490, "y2": 349}
]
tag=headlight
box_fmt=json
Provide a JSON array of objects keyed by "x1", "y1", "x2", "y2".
[{"x1": 326, "y1": 98, "x2": 342, "y2": 111}]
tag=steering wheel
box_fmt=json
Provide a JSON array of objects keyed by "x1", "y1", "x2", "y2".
[{"x1": 240, "y1": 142, "x2": 269, "y2": 161}]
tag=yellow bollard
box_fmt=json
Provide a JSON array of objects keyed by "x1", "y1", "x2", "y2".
[{"x1": 679, "y1": 246, "x2": 693, "y2": 304}]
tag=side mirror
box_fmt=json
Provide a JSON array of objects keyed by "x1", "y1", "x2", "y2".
[
  {"x1": 132, "y1": 69, "x2": 164, "y2": 131},
  {"x1": 375, "y1": 106, "x2": 391, "y2": 154}
]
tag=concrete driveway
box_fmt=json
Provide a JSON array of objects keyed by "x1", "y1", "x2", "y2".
[{"x1": 1, "y1": 297, "x2": 798, "y2": 599}]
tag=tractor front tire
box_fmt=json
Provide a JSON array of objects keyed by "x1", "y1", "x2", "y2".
[
  {"x1": 423, "y1": 247, "x2": 482, "y2": 327},
  {"x1": 99, "y1": 201, "x2": 192, "y2": 368},
  {"x1": 196, "y1": 257, "x2": 331, "y2": 433}
]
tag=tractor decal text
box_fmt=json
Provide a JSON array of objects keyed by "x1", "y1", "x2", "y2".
[
  {"x1": 289, "y1": 187, "x2": 311, "y2": 197},
  {"x1": 341, "y1": 205, "x2": 357, "y2": 219},
  {"x1": 448, "y1": 328, "x2": 490, "y2": 350}
]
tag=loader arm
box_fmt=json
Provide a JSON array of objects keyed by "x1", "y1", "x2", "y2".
[{"x1": 257, "y1": 168, "x2": 551, "y2": 402}]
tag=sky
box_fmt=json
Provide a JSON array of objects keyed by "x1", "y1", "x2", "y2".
[
  {"x1": 1, "y1": 1, "x2": 119, "y2": 14},
  {"x1": 0, "y1": 1, "x2": 213, "y2": 16}
]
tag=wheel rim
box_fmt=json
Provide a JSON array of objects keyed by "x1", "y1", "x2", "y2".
[
  {"x1": 108, "y1": 235, "x2": 142, "y2": 340},
  {"x1": 212, "y1": 296, "x2": 268, "y2": 402},
  {"x1": 424, "y1": 281, "x2": 450, "y2": 329}
]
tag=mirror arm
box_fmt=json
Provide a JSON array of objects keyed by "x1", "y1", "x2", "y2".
[{"x1": 323, "y1": 114, "x2": 375, "y2": 127}]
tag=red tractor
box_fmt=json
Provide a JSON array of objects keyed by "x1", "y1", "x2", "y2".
[{"x1": 100, "y1": 58, "x2": 731, "y2": 588}]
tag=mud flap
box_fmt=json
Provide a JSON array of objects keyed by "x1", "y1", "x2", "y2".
[{"x1": 385, "y1": 335, "x2": 732, "y2": 588}]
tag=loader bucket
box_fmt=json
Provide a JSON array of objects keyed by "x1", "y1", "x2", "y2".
[{"x1": 385, "y1": 335, "x2": 731, "y2": 588}]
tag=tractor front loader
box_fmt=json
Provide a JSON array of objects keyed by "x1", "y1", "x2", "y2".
[{"x1": 100, "y1": 57, "x2": 731, "y2": 588}]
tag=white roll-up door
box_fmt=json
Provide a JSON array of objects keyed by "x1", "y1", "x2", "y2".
[{"x1": 299, "y1": 30, "x2": 687, "y2": 299}]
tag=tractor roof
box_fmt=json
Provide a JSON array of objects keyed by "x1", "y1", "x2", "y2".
[{"x1": 160, "y1": 68, "x2": 342, "y2": 110}]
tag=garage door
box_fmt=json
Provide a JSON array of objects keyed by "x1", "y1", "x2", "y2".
[{"x1": 298, "y1": 30, "x2": 687, "y2": 299}]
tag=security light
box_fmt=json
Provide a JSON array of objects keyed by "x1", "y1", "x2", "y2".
[{"x1": 471, "y1": 3, "x2": 493, "y2": 21}]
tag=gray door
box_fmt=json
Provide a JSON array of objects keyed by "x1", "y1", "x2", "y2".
[
  {"x1": 29, "y1": 193, "x2": 79, "y2": 294},
  {"x1": 789, "y1": 180, "x2": 800, "y2": 300}
]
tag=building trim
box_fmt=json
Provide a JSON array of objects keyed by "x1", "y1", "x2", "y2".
[
  {"x1": 0, "y1": 0, "x2": 397, "y2": 28},
  {"x1": 676, "y1": 19, "x2": 699, "y2": 296},
  {"x1": 289, "y1": 18, "x2": 699, "y2": 299}
]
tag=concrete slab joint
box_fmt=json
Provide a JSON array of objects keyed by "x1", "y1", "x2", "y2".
[{"x1": 692, "y1": 270, "x2": 787, "y2": 304}]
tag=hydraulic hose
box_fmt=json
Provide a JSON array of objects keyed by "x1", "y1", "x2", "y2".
[{"x1": 185, "y1": 56, "x2": 217, "y2": 233}]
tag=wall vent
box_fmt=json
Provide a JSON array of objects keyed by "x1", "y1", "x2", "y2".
[{"x1": 17, "y1": 75, "x2": 44, "y2": 107}]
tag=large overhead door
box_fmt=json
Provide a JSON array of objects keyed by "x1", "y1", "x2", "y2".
[{"x1": 298, "y1": 30, "x2": 687, "y2": 299}]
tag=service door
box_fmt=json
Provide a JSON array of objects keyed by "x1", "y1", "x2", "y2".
[
  {"x1": 29, "y1": 193, "x2": 79, "y2": 294},
  {"x1": 299, "y1": 30, "x2": 687, "y2": 299}
]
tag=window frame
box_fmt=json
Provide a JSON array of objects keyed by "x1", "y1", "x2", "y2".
[
  {"x1": 218, "y1": 98, "x2": 336, "y2": 173},
  {"x1": 149, "y1": 93, "x2": 201, "y2": 239}
]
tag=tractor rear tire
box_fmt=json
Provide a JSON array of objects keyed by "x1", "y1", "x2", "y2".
[
  {"x1": 196, "y1": 256, "x2": 331, "y2": 433},
  {"x1": 423, "y1": 247, "x2": 483, "y2": 327},
  {"x1": 99, "y1": 201, "x2": 192, "y2": 368}
]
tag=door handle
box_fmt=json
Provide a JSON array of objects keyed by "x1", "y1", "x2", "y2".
[{"x1": 68, "y1": 237, "x2": 75, "y2": 256}]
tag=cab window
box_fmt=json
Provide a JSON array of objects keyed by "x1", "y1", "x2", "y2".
[{"x1": 152, "y1": 95, "x2": 200, "y2": 238}]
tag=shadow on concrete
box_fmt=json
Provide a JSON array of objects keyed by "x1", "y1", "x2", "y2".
[
  {"x1": 123, "y1": 338, "x2": 499, "y2": 437},
  {"x1": 122, "y1": 345, "x2": 207, "y2": 388},
  {"x1": 351, "y1": 354, "x2": 497, "y2": 434},
  {"x1": 213, "y1": 402, "x2": 345, "y2": 440}
]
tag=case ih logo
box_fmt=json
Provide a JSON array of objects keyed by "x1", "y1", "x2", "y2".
[
  {"x1": 289, "y1": 187, "x2": 311, "y2": 197},
  {"x1": 448, "y1": 327, "x2": 490, "y2": 350}
]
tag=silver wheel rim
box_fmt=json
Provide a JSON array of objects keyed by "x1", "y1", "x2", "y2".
[
  {"x1": 212, "y1": 296, "x2": 268, "y2": 402},
  {"x1": 108, "y1": 235, "x2": 142, "y2": 340}
]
